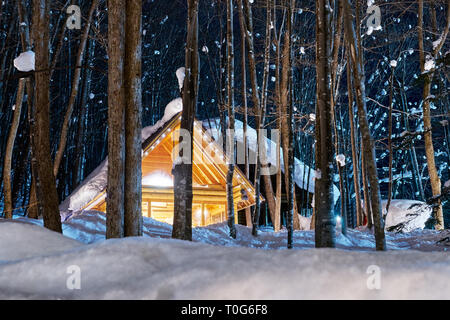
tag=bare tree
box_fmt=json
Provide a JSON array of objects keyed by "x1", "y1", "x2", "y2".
[
  {"x1": 3, "y1": 79, "x2": 25, "y2": 218},
  {"x1": 32, "y1": 0, "x2": 62, "y2": 233},
  {"x1": 124, "y1": 0, "x2": 143, "y2": 237},
  {"x1": 106, "y1": 0, "x2": 144, "y2": 238},
  {"x1": 172, "y1": 0, "x2": 199, "y2": 241},
  {"x1": 417, "y1": 0, "x2": 449, "y2": 230},
  {"x1": 237, "y1": 0, "x2": 262, "y2": 236},
  {"x1": 342, "y1": 0, "x2": 386, "y2": 250},
  {"x1": 314, "y1": 0, "x2": 335, "y2": 248},
  {"x1": 226, "y1": 0, "x2": 237, "y2": 239},
  {"x1": 106, "y1": 0, "x2": 126, "y2": 238},
  {"x1": 237, "y1": 0, "x2": 252, "y2": 228}
]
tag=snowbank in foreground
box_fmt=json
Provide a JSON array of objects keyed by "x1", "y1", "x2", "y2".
[
  {"x1": 0, "y1": 219, "x2": 449, "y2": 299},
  {"x1": 0, "y1": 220, "x2": 81, "y2": 262}
]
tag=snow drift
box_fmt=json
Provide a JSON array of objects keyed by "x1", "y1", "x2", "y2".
[{"x1": 0, "y1": 217, "x2": 449, "y2": 299}]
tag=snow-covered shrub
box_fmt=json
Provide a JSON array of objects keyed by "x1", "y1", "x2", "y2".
[{"x1": 383, "y1": 200, "x2": 433, "y2": 232}]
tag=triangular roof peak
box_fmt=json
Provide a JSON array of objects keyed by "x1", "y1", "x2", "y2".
[
  {"x1": 60, "y1": 111, "x2": 258, "y2": 219},
  {"x1": 141, "y1": 111, "x2": 257, "y2": 202}
]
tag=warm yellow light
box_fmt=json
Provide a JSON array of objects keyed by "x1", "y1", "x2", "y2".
[{"x1": 142, "y1": 171, "x2": 173, "y2": 187}]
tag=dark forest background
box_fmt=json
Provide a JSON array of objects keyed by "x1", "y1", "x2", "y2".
[{"x1": 0, "y1": 0, "x2": 448, "y2": 227}]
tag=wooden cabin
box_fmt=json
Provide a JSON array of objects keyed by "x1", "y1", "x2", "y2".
[{"x1": 80, "y1": 112, "x2": 259, "y2": 227}]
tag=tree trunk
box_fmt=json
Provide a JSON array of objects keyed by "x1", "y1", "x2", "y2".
[
  {"x1": 417, "y1": 0, "x2": 448, "y2": 230},
  {"x1": 361, "y1": 151, "x2": 373, "y2": 227},
  {"x1": 124, "y1": 0, "x2": 143, "y2": 237},
  {"x1": 73, "y1": 36, "x2": 95, "y2": 187},
  {"x1": 53, "y1": 0, "x2": 98, "y2": 177},
  {"x1": 274, "y1": 117, "x2": 282, "y2": 232},
  {"x1": 329, "y1": 2, "x2": 346, "y2": 234},
  {"x1": 237, "y1": 0, "x2": 262, "y2": 236},
  {"x1": 273, "y1": 2, "x2": 282, "y2": 232},
  {"x1": 399, "y1": 84, "x2": 425, "y2": 201},
  {"x1": 343, "y1": 0, "x2": 386, "y2": 250},
  {"x1": 3, "y1": 0, "x2": 31, "y2": 219},
  {"x1": 106, "y1": 0, "x2": 126, "y2": 239},
  {"x1": 314, "y1": 0, "x2": 336, "y2": 248},
  {"x1": 253, "y1": 1, "x2": 277, "y2": 230},
  {"x1": 386, "y1": 67, "x2": 395, "y2": 215},
  {"x1": 279, "y1": 0, "x2": 300, "y2": 231},
  {"x1": 260, "y1": 4, "x2": 279, "y2": 231},
  {"x1": 32, "y1": 0, "x2": 62, "y2": 233},
  {"x1": 172, "y1": 0, "x2": 199, "y2": 241},
  {"x1": 3, "y1": 79, "x2": 25, "y2": 218},
  {"x1": 286, "y1": 0, "x2": 295, "y2": 248},
  {"x1": 237, "y1": 1, "x2": 252, "y2": 228},
  {"x1": 346, "y1": 61, "x2": 363, "y2": 226},
  {"x1": 16, "y1": 0, "x2": 39, "y2": 220},
  {"x1": 226, "y1": 0, "x2": 236, "y2": 239}
]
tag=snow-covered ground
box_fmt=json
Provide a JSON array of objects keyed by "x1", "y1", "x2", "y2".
[{"x1": 0, "y1": 212, "x2": 449, "y2": 299}]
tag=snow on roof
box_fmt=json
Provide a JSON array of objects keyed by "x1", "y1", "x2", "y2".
[
  {"x1": 61, "y1": 101, "x2": 340, "y2": 218},
  {"x1": 202, "y1": 118, "x2": 340, "y2": 200},
  {"x1": 59, "y1": 98, "x2": 182, "y2": 218},
  {"x1": 176, "y1": 67, "x2": 185, "y2": 91},
  {"x1": 141, "y1": 97, "x2": 182, "y2": 140}
]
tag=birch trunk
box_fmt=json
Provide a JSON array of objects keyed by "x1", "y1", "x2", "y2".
[
  {"x1": 417, "y1": 0, "x2": 449, "y2": 230},
  {"x1": 386, "y1": 67, "x2": 395, "y2": 215},
  {"x1": 273, "y1": 1, "x2": 282, "y2": 232},
  {"x1": 259, "y1": 0, "x2": 277, "y2": 230},
  {"x1": 279, "y1": 0, "x2": 300, "y2": 230},
  {"x1": 237, "y1": 0, "x2": 262, "y2": 235},
  {"x1": 237, "y1": 2, "x2": 252, "y2": 228},
  {"x1": 226, "y1": 0, "x2": 236, "y2": 238},
  {"x1": 286, "y1": 0, "x2": 295, "y2": 248}
]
